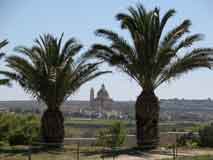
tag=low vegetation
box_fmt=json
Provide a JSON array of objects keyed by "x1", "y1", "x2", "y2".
[
  {"x1": 175, "y1": 123, "x2": 213, "y2": 148},
  {"x1": 0, "y1": 113, "x2": 40, "y2": 145},
  {"x1": 96, "y1": 121, "x2": 127, "y2": 148},
  {"x1": 199, "y1": 123, "x2": 213, "y2": 147},
  {"x1": 1, "y1": 114, "x2": 213, "y2": 160}
]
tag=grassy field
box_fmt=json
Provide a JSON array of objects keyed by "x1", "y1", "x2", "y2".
[
  {"x1": 64, "y1": 118, "x2": 133, "y2": 126},
  {"x1": 64, "y1": 118, "x2": 202, "y2": 131},
  {"x1": 64, "y1": 118, "x2": 203, "y2": 138}
]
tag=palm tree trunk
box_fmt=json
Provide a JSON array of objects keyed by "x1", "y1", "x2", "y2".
[
  {"x1": 135, "y1": 91, "x2": 159, "y2": 149},
  {"x1": 41, "y1": 109, "x2": 64, "y2": 144}
]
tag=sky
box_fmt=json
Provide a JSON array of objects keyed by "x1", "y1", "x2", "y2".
[{"x1": 0, "y1": 0, "x2": 213, "y2": 101}]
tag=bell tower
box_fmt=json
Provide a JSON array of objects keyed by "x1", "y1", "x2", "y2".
[{"x1": 90, "y1": 88, "x2": 95, "y2": 107}]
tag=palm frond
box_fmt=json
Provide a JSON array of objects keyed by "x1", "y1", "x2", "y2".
[
  {"x1": 155, "y1": 48, "x2": 213, "y2": 88},
  {"x1": 0, "y1": 53, "x2": 4, "y2": 60},
  {"x1": 0, "y1": 39, "x2": 9, "y2": 86},
  {"x1": 174, "y1": 34, "x2": 203, "y2": 52},
  {"x1": 0, "y1": 79, "x2": 10, "y2": 86},
  {"x1": 159, "y1": 9, "x2": 176, "y2": 36},
  {"x1": 0, "y1": 40, "x2": 8, "y2": 49},
  {"x1": 160, "y1": 19, "x2": 191, "y2": 49}
]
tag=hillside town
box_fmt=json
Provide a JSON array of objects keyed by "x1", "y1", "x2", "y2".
[{"x1": 1, "y1": 84, "x2": 213, "y2": 122}]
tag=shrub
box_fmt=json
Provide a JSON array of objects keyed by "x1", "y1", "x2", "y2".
[
  {"x1": 96, "y1": 121, "x2": 126, "y2": 148},
  {"x1": 186, "y1": 141, "x2": 199, "y2": 149},
  {"x1": 199, "y1": 123, "x2": 213, "y2": 147},
  {"x1": 82, "y1": 131, "x2": 94, "y2": 138},
  {"x1": 0, "y1": 113, "x2": 40, "y2": 145},
  {"x1": 8, "y1": 130, "x2": 27, "y2": 145},
  {"x1": 177, "y1": 132, "x2": 199, "y2": 147}
]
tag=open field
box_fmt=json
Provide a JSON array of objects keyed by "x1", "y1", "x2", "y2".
[
  {"x1": 64, "y1": 118, "x2": 203, "y2": 138},
  {"x1": 64, "y1": 118, "x2": 203, "y2": 132}
]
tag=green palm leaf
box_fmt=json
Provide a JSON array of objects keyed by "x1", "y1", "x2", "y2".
[{"x1": 0, "y1": 39, "x2": 9, "y2": 86}]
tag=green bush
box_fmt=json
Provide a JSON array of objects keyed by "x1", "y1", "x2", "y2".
[
  {"x1": 96, "y1": 121, "x2": 126, "y2": 148},
  {"x1": 0, "y1": 113, "x2": 40, "y2": 145},
  {"x1": 186, "y1": 141, "x2": 199, "y2": 149},
  {"x1": 177, "y1": 132, "x2": 199, "y2": 147},
  {"x1": 199, "y1": 123, "x2": 213, "y2": 147},
  {"x1": 8, "y1": 130, "x2": 27, "y2": 145},
  {"x1": 0, "y1": 113, "x2": 18, "y2": 141}
]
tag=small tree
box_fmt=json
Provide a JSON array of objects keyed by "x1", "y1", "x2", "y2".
[
  {"x1": 97, "y1": 121, "x2": 126, "y2": 148},
  {"x1": 199, "y1": 123, "x2": 213, "y2": 147}
]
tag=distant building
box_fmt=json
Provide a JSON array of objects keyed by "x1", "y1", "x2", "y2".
[{"x1": 90, "y1": 84, "x2": 113, "y2": 112}]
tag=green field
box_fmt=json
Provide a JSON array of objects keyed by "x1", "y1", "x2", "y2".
[
  {"x1": 64, "y1": 118, "x2": 203, "y2": 138},
  {"x1": 65, "y1": 118, "x2": 133, "y2": 126}
]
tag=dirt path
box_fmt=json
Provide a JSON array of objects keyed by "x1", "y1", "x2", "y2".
[
  {"x1": 105, "y1": 148, "x2": 213, "y2": 160},
  {"x1": 112, "y1": 153, "x2": 171, "y2": 160},
  {"x1": 176, "y1": 148, "x2": 213, "y2": 157}
]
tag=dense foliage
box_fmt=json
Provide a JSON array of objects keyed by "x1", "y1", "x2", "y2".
[
  {"x1": 96, "y1": 121, "x2": 126, "y2": 148},
  {"x1": 0, "y1": 113, "x2": 40, "y2": 145},
  {"x1": 199, "y1": 123, "x2": 213, "y2": 147},
  {"x1": 177, "y1": 132, "x2": 199, "y2": 148}
]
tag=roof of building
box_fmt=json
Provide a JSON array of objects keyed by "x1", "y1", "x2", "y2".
[{"x1": 97, "y1": 84, "x2": 110, "y2": 100}]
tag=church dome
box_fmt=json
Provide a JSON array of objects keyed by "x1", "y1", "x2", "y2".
[{"x1": 97, "y1": 84, "x2": 109, "y2": 99}]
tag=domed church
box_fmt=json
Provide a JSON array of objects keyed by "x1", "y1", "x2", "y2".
[{"x1": 90, "y1": 84, "x2": 113, "y2": 112}]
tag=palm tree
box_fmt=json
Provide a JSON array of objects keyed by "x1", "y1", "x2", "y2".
[
  {"x1": 0, "y1": 40, "x2": 9, "y2": 85},
  {"x1": 86, "y1": 4, "x2": 213, "y2": 149},
  {"x1": 3, "y1": 34, "x2": 109, "y2": 144}
]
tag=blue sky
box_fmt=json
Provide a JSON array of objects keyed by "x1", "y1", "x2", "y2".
[{"x1": 0, "y1": 0, "x2": 213, "y2": 101}]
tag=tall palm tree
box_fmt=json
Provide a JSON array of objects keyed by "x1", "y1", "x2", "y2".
[
  {"x1": 3, "y1": 34, "x2": 109, "y2": 144},
  {"x1": 0, "y1": 40, "x2": 9, "y2": 86},
  {"x1": 86, "y1": 4, "x2": 213, "y2": 149}
]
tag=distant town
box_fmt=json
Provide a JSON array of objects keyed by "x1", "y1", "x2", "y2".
[{"x1": 0, "y1": 84, "x2": 213, "y2": 122}]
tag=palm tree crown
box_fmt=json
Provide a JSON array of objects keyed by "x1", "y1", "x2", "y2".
[
  {"x1": 87, "y1": 4, "x2": 213, "y2": 92},
  {"x1": 3, "y1": 34, "x2": 108, "y2": 109},
  {"x1": 0, "y1": 39, "x2": 9, "y2": 86}
]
